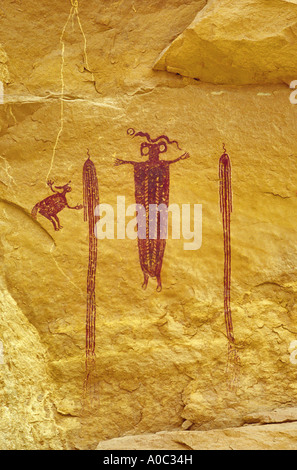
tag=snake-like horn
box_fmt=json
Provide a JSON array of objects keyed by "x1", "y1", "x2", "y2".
[{"x1": 127, "y1": 128, "x2": 182, "y2": 150}]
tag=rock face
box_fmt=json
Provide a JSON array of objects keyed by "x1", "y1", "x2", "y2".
[
  {"x1": 1, "y1": 0, "x2": 297, "y2": 450},
  {"x1": 155, "y1": 0, "x2": 297, "y2": 84},
  {"x1": 97, "y1": 421, "x2": 297, "y2": 450},
  {"x1": 0, "y1": 278, "x2": 63, "y2": 450}
]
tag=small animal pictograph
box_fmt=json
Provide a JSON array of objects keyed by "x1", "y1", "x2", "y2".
[{"x1": 31, "y1": 180, "x2": 83, "y2": 231}]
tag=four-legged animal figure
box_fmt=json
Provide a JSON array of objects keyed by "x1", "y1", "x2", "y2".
[{"x1": 31, "y1": 180, "x2": 83, "y2": 231}]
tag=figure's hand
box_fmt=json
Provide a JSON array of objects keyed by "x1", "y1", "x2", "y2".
[
  {"x1": 75, "y1": 204, "x2": 83, "y2": 210},
  {"x1": 181, "y1": 152, "x2": 190, "y2": 160},
  {"x1": 47, "y1": 179, "x2": 54, "y2": 187},
  {"x1": 114, "y1": 158, "x2": 124, "y2": 166}
]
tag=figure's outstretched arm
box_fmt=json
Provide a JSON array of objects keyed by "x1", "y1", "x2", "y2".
[
  {"x1": 114, "y1": 158, "x2": 136, "y2": 167},
  {"x1": 168, "y1": 152, "x2": 190, "y2": 165}
]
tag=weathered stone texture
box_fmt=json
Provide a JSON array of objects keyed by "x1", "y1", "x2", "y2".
[
  {"x1": 97, "y1": 421, "x2": 297, "y2": 450},
  {"x1": 155, "y1": 0, "x2": 297, "y2": 85},
  {"x1": 0, "y1": 0, "x2": 297, "y2": 450}
]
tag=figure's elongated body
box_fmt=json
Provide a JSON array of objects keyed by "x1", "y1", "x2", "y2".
[
  {"x1": 134, "y1": 160, "x2": 169, "y2": 291},
  {"x1": 116, "y1": 129, "x2": 189, "y2": 291},
  {"x1": 219, "y1": 150, "x2": 234, "y2": 346},
  {"x1": 83, "y1": 154, "x2": 100, "y2": 391},
  {"x1": 219, "y1": 146, "x2": 240, "y2": 389}
]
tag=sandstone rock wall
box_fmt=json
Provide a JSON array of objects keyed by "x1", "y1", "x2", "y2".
[
  {"x1": 0, "y1": 0, "x2": 297, "y2": 450},
  {"x1": 97, "y1": 419, "x2": 297, "y2": 450},
  {"x1": 155, "y1": 0, "x2": 297, "y2": 85}
]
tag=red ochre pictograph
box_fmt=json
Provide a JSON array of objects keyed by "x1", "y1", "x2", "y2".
[
  {"x1": 115, "y1": 128, "x2": 190, "y2": 292},
  {"x1": 31, "y1": 180, "x2": 83, "y2": 231},
  {"x1": 219, "y1": 145, "x2": 240, "y2": 390},
  {"x1": 83, "y1": 151, "x2": 100, "y2": 393}
]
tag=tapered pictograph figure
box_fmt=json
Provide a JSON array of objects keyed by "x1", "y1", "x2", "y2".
[
  {"x1": 219, "y1": 145, "x2": 240, "y2": 390},
  {"x1": 31, "y1": 180, "x2": 83, "y2": 231},
  {"x1": 83, "y1": 150, "x2": 100, "y2": 393},
  {"x1": 115, "y1": 128, "x2": 190, "y2": 291}
]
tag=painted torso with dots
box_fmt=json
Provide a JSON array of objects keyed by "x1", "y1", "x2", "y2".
[{"x1": 116, "y1": 129, "x2": 190, "y2": 292}]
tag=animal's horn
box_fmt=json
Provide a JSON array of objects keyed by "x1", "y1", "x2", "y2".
[{"x1": 54, "y1": 181, "x2": 71, "y2": 189}]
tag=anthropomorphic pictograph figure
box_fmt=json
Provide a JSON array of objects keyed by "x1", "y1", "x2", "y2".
[
  {"x1": 115, "y1": 128, "x2": 190, "y2": 292},
  {"x1": 31, "y1": 180, "x2": 83, "y2": 231}
]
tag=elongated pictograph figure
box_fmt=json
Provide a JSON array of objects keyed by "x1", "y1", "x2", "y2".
[
  {"x1": 219, "y1": 145, "x2": 240, "y2": 389},
  {"x1": 31, "y1": 180, "x2": 83, "y2": 231},
  {"x1": 83, "y1": 151, "x2": 100, "y2": 392},
  {"x1": 115, "y1": 128, "x2": 190, "y2": 291}
]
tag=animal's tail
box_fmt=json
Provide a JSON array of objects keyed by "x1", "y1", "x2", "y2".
[{"x1": 31, "y1": 204, "x2": 39, "y2": 219}]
